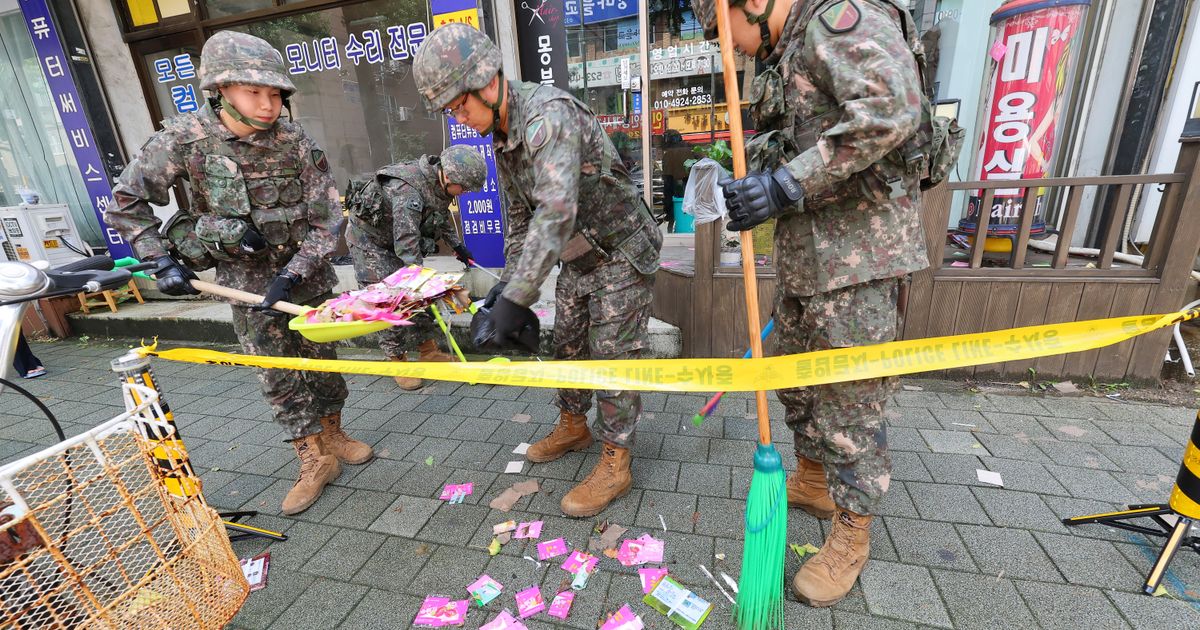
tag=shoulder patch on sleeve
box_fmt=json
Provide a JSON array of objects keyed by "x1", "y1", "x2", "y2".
[
  {"x1": 311, "y1": 149, "x2": 329, "y2": 172},
  {"x1": 818, "y1": 0, "x2": 861, "y2": 34},
  {"x1": 526, "y1": 117, "x2": 549, "y2": 150}
]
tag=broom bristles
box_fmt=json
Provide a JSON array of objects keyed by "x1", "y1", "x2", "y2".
[{"x1": 735, "y1": 444, "x2": 787, "y2": 630}]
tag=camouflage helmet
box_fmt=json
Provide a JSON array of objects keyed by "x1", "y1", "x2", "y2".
[
  {"x1": 412, "y1": 24, "x2": 502, "y2": 111},
  {"x1": 199, "y1": 31, "x2": 296, "y2": 95},
  {"x1": 690, "y1": 0, "x2": 774, "y2": 55},
  {"x1": 690, "y1": 0, "x2": 720, "y2": 39},
  {"x1": 438, "y1": 145, "x2": 487, "y2": 192}
]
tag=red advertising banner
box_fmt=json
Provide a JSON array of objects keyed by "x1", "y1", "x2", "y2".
[{"x1": 962, "y1": 0, "x2": 1089, "y2": 246}]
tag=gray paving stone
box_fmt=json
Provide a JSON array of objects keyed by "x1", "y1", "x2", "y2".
[
  {"x1": 980, "y1": 411, "x2": 1055, "y2": 439},
  {"x1": 1035, "y1": 531, "x2": 1145, "y2": 590},
  {"x1": 1043, "y1": 496, "x2": 1138, "y2": 544},
  {"x1": 1095, "y1": 444, "x2": 1180, "y2": 476},
  {"x1": 884, "y1": 407, "x2": 941, "y2": 430},
  {"x1": 320, "y1": 488, "x2": 396, "y2": 529},
  {"x1": 976, "y1": 457, "x2": 1070, "y2": 495},
  {"x1": 352, "y1": 535, "x2": 435, "y2": 592},
  {"x1": 883, "y1": 516, "x2": 976, "y2": 571},
  {"x1": 907, "y1": 482, "x2": 992, "y2": 525},
  {"x1": 929, "y1": 407, "x2": 992, "y2": 432},
  {"x1": 892, "y1": 391, "x2": 947, "y2": 408},
  {"x1": 371, "y1": 432, "x2": 423, "y2": 461},
  {"x1": 629, "y1": 457, "x2": 680, "y2": 491},
  {"x1": 393, "y1": 459, "x2": 454, "y2": 497},
  {"x1": 300, "y1": 528, "x2": 386, "y2": 580},
  {"x1": 875, "y1": 481, "x2": 920, "y2": 518},
  {"x1": 368, "y1": 495, "x2": 441, "y2": 537},
  {"x1": 958, "y1": 524, "x2": 1063, "y2": 581},
  {"x1": 266, "y1": 578, "x2": 368, "y2": 630},
  {"x1": 917, "y1": 452, "x2": 984, "y2": 485},
  {"x1": 1035, "y1": 439, "x2": 1121, "y2": 470},
  {"x1": 890, "y1": 451, "x2": 932, "y2": 482},
  {"x1": 1106, "y1": 590, "x2": 1200, "y2": 630},
  {"x1": 972, "y1": 487, "x2": 1071, "y2": 533},
  {"x1": 1014, "y1": 580, "x2": 1132, "y2": 630},
  {"x1": 937, "y1": 392, "x2": 1000, "y2": 412},
  {"x1": 982, "y1": 395, "x2": 1049, "y2": 416},
  {"x1": 1039, "y1": 417, "x2": 1117, "y2": 444},
  {"x1": 886, "y1": 427, "x2": 930, "y2": 453},
  {"x1": 634, "y1": 489, "x2": 698, "y2": 533},
  {"x1": 859, "y1": 560, "x2": 951, "y2": 628},
  {"x1": 659, "y1": 433, "x2": 711, "y2": 463},
  {"x1": 631, "y1": 431, "x2": 665, "y2": 459},
  {"x1": 677, "y1": 461, "x2": 733, "y2": 497},
  {"x1": 831, "y1": 610, "x2": 919, "y2": 629},
  {"x1": 1045, "y1": 463, "x2": 1140, "y2": 503},
  {"x1": 1118, "y1": 472, "x2": 1177, "y2": 504},
  {"x1": 407, "y1": 544, "x2": 490, "y2": 598},
  {"x1": 229, "y1": 569, "x2": 316, "y2": 629},
  {"x1": 691, "y1": 497, "x2": 745, "y2": 539},
  {"x1": 339, "y1": 589, "x2": 424, "y2": 630},
  {"x1": 340, "y1": 458, "x2": 414, "y2": 490},
  {"x1": 919, "y1": 429, "x2": 987, "y2": 455},
  {"x1": 975, "y1": 433, "x2": 1054, "y2": 463},
  {"x1": 1092, "y1": 419, "x2": 1181, "y2": 449},
  {"x1": 931, "y1": 570, "x2": 1037, "y2": 630},
  {"x1": 416, "y1": 502, "x2": 491, "y2": 546}
]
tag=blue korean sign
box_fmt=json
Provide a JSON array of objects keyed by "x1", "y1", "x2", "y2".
[
  {"x1": 564, "y1": 0, "x2": 638, "y2": 26},
  {"x1": 19, "y1": 0, "x2": 132, "y2": 259},
  {"x1": 430, "y1": 0, "x2": 506, "y2": 268}
]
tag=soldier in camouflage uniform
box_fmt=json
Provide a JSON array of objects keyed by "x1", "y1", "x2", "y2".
[
  {"x1": 413, "y1": 24, "x2": 663, "y2": 518},
  {"x1": 107, "y1": 31, "x2": 373, "y2": 516},
  {"x1": 347, "y1": 145, "x2": 487, "y2": 390},
  {"x1": 691, "y1": 0, "x2": 928, "y2": 606}
]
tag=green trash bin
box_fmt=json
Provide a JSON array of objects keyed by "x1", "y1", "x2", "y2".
[{"x1": 672, "y1": 197, "x2": 694, "y2": 234}]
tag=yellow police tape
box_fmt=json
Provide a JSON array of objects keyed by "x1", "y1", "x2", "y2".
[{"x1": 139, "y1": 308, "x2": 1200, "y2": 393}]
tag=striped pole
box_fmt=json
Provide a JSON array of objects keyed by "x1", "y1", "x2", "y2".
[
  {"x1": 1145, "y1": 409, "x2": 1200, "y2": 593},
  {"x1": 112, "y1": 351, "x2": 201, "y2": 498}
]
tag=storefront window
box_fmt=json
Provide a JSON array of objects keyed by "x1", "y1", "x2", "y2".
[
  {"x1": 205, "y1": 0, "x2": 275, "y2": 19},
  {"x1": 0, "y1": 7, "x2": 102, "y2": 245}
]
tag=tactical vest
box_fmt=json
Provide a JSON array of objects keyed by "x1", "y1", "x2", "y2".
[
  {"x1": 345, "y1": 160, "x2": 449, "y2": 255},
  {"x1": 507, "y1": 82, "x2": 662, "y2": 276},
  {"x1": 165, "y1": 113, "x2": 311, "y2": 268}
]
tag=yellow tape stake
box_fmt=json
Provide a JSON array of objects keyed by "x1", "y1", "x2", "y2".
[{"x1": 141, "y1": 308, "x2": 1200, "y2": 392}]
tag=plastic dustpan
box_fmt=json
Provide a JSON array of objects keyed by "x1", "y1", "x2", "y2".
[{"x1": 287, "y1": 310, "x2": 393, "y2": 343}]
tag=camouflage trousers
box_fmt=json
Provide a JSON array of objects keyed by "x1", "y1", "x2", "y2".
[
  {"x1": 555, "y1": 260, "x2": 654, "y2": 448},
  {"x1": 350, "y1": 240, "x2": 445, "y2": 359},
  {"x1": 775, "y1": 277, "x2": 902, "y2": 515},
  {"x1": 230, "y1": 302, "x2": 349, "y2": 440}
]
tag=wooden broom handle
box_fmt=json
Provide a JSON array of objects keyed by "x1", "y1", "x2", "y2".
[
  {"x1": 715, "y1": 0, "x2": 772, "y2": 446},
  {"x1": 190, "y1": 279, "x2": 307, "y2": 316}
]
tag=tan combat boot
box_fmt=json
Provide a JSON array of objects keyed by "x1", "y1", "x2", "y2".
[
  {"x1": 560, "y1": 443, "x2": 632, "y2": 517},
  {"x1": 282, "y1": 434, "x2": 341, "y2": 516},
  {"x1": 391, "y1": 354, "x2": 423, "y2": 390},
  {"x1": 787, "y1": 457, "x2": 836, "y2": 519},
  {"x1": 319, "y1": 413, "x2": 374, "y2": 465},
  {"x1": 526, "y1": 411, "x2": 593, "y2": 463},
  {"x1": 792, "y1": 508, "x2": 872, "y2": 607},
  {"x1": 418, "y1": 339, "x2": 454, "y2": 362}
]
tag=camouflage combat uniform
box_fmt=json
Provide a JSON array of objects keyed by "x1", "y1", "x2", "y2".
[
  {"x1": 108, "y1": 101, "x2": 348, "y2": 440},
  {"x1": 495, "y1": 80, "x2": 662, "y2": 448},
  {"x1": 346, "y1": 156, "x2": 463, "y2": 358},
  {"x1": 748, "y1": 0, "x2": 928, "y2": 515}
]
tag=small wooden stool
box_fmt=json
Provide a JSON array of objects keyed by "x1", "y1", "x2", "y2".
[{"x1": 78, "y1": 280, "x2": 144, "y2": 314}]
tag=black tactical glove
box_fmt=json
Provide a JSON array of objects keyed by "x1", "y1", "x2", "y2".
[
  {"x1": 149, "y1": 255, "x2": 199, "y2": 296},
  {"x1": 254, "y1": 270, "x2": 300, "y2": 316},
  {"x1": 488, "y1": 295, "x2": 540, "y2": 353},
  {"x1": 240, "y1": 225, "x2": 268, "y2": 254},
  {"x1": 720, "y1": 167, "x2": 804, "y2": 231},
  {"x1": 453, "y1": 244, "x2": 474, "y2": 267},
  {"x1": 483, "y1": 280, "x2": 507, "y2": 309}
]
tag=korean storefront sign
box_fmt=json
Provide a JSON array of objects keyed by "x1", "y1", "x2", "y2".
[
  {"x1": 18, "y1": 0, "x2": 132, "y2": 258},
  {"x1": 963, "y1": 0, "x2": 1090, "y2": 240},
  {"x1": 431, "y1": 0, "x2": 506, "y2": 267},
  {"x1": 515, "y1": 0, "x2": 571, "y2": 90},
  {"x1": 564, "y1": 0, "x2": 638, "y2": 26}
]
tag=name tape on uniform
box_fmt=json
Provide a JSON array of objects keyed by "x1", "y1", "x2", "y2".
[{"x1": 140, "y1": 308, "x2": 1200, "y2": 392}]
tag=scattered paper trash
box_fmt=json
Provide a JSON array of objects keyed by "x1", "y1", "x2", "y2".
[
  {"x1": 467, "y1": 575, "x2": 503, "y2": 607},
  {"x1": 618, "y1": 534, "x2": 664, "y2": 566},
  {"x1": 514, "y1": 520, "x2": 543, "y2": 539},
  {"x1": 561, "y1": 550, "x2": 598, "y2": 574},
  {"x1": 414, "y1": 596, "x2": 469, "y2": 627},
  {"x1": 659, "y1": 514, "x2": 667, "y2": 532},
  {"x1": 511, "y1": 413, "x2": 532, "y2": 423},
  {"x1": 790, "y1": 543, "x2": 819, "y2": 560},
  {"x1": 489, "y1": 479, "x2": 540, "y2": 512},
  {"x1": 547, "y1": 591, "x2": 575, "y2": 619},
  {"x1": 976, "y1": 469, "x2": 1004, "y2": 487},
  {"x1": 513, "y1": 443, "x2": 531, "y2": 455},
  {"x1": 600, "y1": 604, "x2": 645, "y2": 630},
  {"x1": 425, "y1": 456, "x2": 435, "y2": 466},
  {"x1": 536, "y1": 538, "x2": 569, "y2": 560},
  {"x1": 719, "y1": 572, "x2": 738, "y2": 594},
  {"x1": 643, "y1": 576, "x2": 713, "y2": 629},
  {"x1": 515, "y1": 586, "x2": 546, "y2": 618},
  {"x1": 901, "y1": 385, "x2": 924, "y2": 391},
  {"x1": 571, "y1": 568, "x2": 591, "y2": 590},
  {"x1": 697, "y1": 565, "x2": 733, "y2": 605},
  {"x1": 493, "y1": 520, "x2": 517, "y2": 535},
  {"x1": 505, "y1": 461, "x2": 524, "y2": 474},
  {"x1": 639, "y1": 567, "x2": 668, "y2": 593},
  {"x1": 239, "y1": 552, "x2": 270, "y2": 592},
  {"x1": 1052, "y1": 381, "x2": 1080, "y2": 394},
  {"x1": 440, "y1": 483, "x2": 473, "y2": 503},
  {"x1": 488, "y1": 539, "x2": 502, "y2": 556},
  {"x1": 480, "y1": 609, "x2": 528, "y2": 630}
]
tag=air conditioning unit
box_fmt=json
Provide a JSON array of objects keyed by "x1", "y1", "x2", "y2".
[{"x1": 0, "y1": 204, "x2": 90, "y2": 267}]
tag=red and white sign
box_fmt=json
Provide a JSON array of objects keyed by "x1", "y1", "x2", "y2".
[{"x1": 967, "y1": 1, "x2": 1088, "y2": 227}]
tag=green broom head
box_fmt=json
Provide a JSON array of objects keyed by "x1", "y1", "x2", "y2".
[{"x1": 735, "y1": 443, "x2": 787, "y2": 630}]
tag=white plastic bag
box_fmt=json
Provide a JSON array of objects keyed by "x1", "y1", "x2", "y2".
[{"x1": 682, "y1": 158, "x2": 730, "y2": 225}]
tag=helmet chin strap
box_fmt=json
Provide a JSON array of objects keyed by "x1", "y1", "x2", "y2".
[
  {"x1": 218, "y1": 95, "x2": 275, "y2": 130},
  {"x1": 471, "y1": 73, "x2": 505, "y2": 137},
  {"x1": 741, "y1": 0, "x2": 776, "y2": 60}
]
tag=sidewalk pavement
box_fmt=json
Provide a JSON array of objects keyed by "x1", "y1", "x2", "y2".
[{"x1": 4, "y1": 337, "x2": 1200, "y2": 629}]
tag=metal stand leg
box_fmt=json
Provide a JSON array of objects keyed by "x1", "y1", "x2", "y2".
[{"x1": 1144, "y1": 517, "x2": 1193, "y2": 594}]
